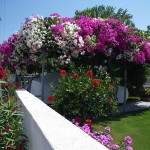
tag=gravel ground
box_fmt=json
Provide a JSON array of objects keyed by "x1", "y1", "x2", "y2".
[{"x1": 118, "y1": 100, "x2": 150, "y2": 112}]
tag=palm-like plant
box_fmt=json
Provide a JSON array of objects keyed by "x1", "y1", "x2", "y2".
[{"x1": 75, "y1": 5, "x2": 134, "y2": 26}]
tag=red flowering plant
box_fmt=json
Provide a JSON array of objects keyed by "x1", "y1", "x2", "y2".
[
  {"x1": 50, "y1": 65, "x2": 119, "y2": 121},
  {"x1": 0, "y1": 68, "x2": 28, "y2": 150}
]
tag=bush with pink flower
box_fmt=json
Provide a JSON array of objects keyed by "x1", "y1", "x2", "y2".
[{"x1": 72, "y1": 118, "x2": 133, "y2": 150}]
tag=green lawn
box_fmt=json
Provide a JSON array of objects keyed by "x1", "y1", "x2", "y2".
[{"x1": 92, "y1": 108, "x2": 150, "y2": 150}]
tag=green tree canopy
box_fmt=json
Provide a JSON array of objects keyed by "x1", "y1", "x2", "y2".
[{"x1": 75, "y1": 5, "x2": 134, "y2": 26}]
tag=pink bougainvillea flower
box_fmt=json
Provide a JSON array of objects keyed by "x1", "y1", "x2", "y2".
[
  {"x1": 51, "y1": 24, "x2": 65, "y2": 37},
  {"x1": 0, "y1": 67, "x2": 7, "y2": 79}
]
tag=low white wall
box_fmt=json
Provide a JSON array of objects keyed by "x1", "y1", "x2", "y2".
[{"x1": 16, "y1": 89, "x2": 108, "y2": 150}]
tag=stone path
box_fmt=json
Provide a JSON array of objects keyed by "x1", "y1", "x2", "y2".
[{"x1": 118, "y1": 100, "x2": 150, "y2": 112}]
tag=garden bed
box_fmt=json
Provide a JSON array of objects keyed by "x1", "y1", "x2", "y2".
[{"x1": 92, "y1": 109, "x2": 150, "y2": 150}]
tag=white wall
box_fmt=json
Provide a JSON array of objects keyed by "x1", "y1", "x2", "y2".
[{"x1": 16, "y1": 89, "x2": 108, "y2": 150}]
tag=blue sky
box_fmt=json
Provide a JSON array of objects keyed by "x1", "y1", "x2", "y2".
[{"x1": 0, "y1": 0, "x2": 150, "y2": 44}]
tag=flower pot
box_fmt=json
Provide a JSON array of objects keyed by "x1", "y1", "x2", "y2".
[
  {"x1": 117, "y1": 86, "x2": 129, "y2": 104},
  {"x1": 30, "y1": 72, "x2": 60, "y2": 104}
]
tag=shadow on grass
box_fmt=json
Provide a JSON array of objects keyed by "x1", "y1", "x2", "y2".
[{"x1": 93, "y1": 108, "x2": 150, "y2": 125}]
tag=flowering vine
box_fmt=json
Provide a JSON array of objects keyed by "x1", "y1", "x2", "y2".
[{"x1": 0, "y1": 13, "x2": 150, "y2": 74}]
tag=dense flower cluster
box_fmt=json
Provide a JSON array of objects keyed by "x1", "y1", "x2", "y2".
[
  {"x1": 72, "y1": 118, "x2": 133, "y2": 150},
  {"x1": 0, "y1": 40, "x2": 14, "y2": 70},
  {"x1": 49, "y1": 14, "x2": 85, "y2": 66},
  {"x1": 0, "y1": 13, "x2": 150, "y2": 74},
  {"x1": 10, "y1": 15, "x2": 46, "y2": 74},
  {"x1": 22, "y1": 15, "x2": 46, "y2": 52}
]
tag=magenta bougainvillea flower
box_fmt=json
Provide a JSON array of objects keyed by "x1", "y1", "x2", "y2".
[
  {"x1": 0, "y1": 67, "x2": 7, "y2": 79},
  {"x1": 0, "y1": 13, "x2": 150, "y2": 74}
]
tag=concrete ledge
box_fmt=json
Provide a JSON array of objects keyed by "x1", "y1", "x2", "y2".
[{"x1": 16, "y1": 89, "x2": 108, "y2": 150}]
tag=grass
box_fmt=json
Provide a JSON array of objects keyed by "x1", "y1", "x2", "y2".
[
  {"x1": 92, "y1": 108, "x2": 150, "y2": 150},
  {"x1": 128, "y1": 96, "x2": 141, "y2": 101}
]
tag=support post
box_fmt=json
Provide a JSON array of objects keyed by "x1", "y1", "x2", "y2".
[
  {"x1": 41, "y1": 48, "x2": 45, "y2": 101},
  {"x1": 123, "y1": 61, "x2": 127, "y2": 112}
]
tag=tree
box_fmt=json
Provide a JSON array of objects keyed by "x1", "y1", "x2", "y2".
[
  {"x1": 74, "y1": 5, "x2": 134, "y2": 26},
  {"x1": 144, "y1": 25, "x2": 150, "y2": 39}
]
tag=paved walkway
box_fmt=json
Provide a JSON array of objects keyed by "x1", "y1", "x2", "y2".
[{"x1": 118, "y1": 100, "x2": 150, "y2": 112}]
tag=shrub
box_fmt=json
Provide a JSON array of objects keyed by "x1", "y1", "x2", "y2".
[
  {"x1": 50, "y1": 66, "x2": 119, "y2": 120},
  {"x1": 126, "y1": 63, "x2": 147, "y2": 96},
  {"x1": 0, "y1": 67, "x2": 28, "y2": 150},
  {"x1": 141, "y1": 88, "x2": 150, "y2": 98}
]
